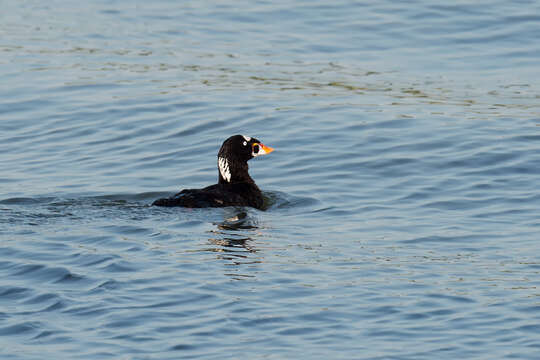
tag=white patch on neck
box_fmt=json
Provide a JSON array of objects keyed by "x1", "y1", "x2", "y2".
[
  {"x1": 218, "y1": 157, "x2": 231, "y2": 182},
  {"x1": 242, "y1": 135, "x2": 251, "y2": 142}
]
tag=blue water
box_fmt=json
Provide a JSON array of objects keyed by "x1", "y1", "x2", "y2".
[{"x1": 1, "y1": 0, "x2": 540, "y2": 359}]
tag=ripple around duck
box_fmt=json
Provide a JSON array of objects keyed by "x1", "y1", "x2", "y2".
[
  {"x1": 264, "y1": 190, "x2": 320, "y2": 211},
  {"x1": 0, "y1": 197, "x2": 57, "y2": 205}
]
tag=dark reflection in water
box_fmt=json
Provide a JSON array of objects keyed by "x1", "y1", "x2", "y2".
[
  {"x1": 201, "y1": 209, "x2": 265, "y2": 280},
  {"x1": 214, "y1": 210, "x2": 257, "y2": 230}
]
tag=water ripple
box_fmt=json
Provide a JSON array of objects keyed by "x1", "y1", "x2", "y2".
[{"x1": 2, "y1": 0, "x2": 540, "y2": 359}]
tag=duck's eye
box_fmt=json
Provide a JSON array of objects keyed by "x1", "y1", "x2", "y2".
[
  {"x1": 243, "y1": 141, "x2": 247, "y2": 146},
  {"x1": 252, "y1": 144, "x2": 259, "y2": 154}
]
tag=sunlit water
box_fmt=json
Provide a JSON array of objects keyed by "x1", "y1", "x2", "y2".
[{"x1": 1, "y1": 0, "x2": 540, "y2": 359}]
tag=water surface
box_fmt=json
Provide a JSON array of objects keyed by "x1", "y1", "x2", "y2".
[{"x1": 1, "y1": 0, "x2": 540, "y2": 359}]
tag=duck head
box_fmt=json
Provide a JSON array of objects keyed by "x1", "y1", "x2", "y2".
[{"x1": 217, "y1": 135, "x2": 274, "y2": 184}]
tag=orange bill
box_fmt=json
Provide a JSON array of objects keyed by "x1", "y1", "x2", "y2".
[{"x1": 259, "y1": 143, "x2": 274, "y2": 155}]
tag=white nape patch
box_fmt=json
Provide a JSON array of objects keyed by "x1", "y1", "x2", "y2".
[
  {"x1": 242, "y1": 135, "x2": 251, "y2": 142},
  {"x1": 218, "y1": 157, "x2": 231, "y2": 182}
]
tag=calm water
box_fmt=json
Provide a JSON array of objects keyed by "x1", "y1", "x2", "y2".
[{"x1": 1, "y1": 0, "x2": 540, "y2": 359}]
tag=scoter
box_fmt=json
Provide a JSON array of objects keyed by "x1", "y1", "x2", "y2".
[{"x1": 152, "y1": 135, "x2": 274, "y2": 209}]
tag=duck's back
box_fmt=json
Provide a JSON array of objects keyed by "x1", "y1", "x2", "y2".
[{"x1": 152, "y1": 182, "x2": 264, "y2": 209}]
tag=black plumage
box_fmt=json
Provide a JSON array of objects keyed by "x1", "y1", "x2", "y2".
[{"x1": 152, "y1": 135, "x2": 274, "y2": 209}]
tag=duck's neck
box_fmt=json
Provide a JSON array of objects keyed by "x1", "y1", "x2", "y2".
[{"x1": 218, "y1": 157, "x2": 254, "y2": 185}]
